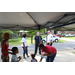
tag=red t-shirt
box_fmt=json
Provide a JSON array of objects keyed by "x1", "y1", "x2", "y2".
[
  {"x1": 2, "y1": 44, "x2": 9, "y2": 56},
  {"x1": 42, "y1": 45, "x2": 57, "y2": 54}
]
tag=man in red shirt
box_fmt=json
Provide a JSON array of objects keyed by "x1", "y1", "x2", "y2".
[{"x1": 38, "y1": 43, "x2": 57, "y2": 62}]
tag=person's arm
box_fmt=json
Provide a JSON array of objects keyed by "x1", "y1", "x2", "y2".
[
  {"x1": 43, "y1": 51, "x2": 53, "y2": 56},
  {"x1": 34, "y1": 40, "x2": 36, "y2": 43},
  {"x1": 8, "y1": 41, "x2": 12, "y2": 51},
  {"x1": 23, "y1": 42, "x2": 26, "y2": 50},
  {"x1": 41, "y1": 40, "x2": 42, "y2": 43},
  {"x1": 31, "y1": 60, "x2": 32, "y2": 62},
  {"x1": 39, "y1": 57, "x2": 43, "y2": 62},
  {"x1": 36, "y1": 59, "x2": 38, "y2": 62},
  {"x1": 49, "y1": 35, "x2": 52, "y2": 45},
  {"x1": 17, "y1": 56, "x2": 21, "y2": 62},
  {"x1": 8, "y1": 49, "x2": 12, "y2": 51},
  {"x1": 49, "y1": 40, "x2": 52, "y2": 45},
  {"x1": 1, "y1": 41, "x2": 12, "y2": 54}
]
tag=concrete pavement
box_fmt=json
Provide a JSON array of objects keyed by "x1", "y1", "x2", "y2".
[
  {"x1": 8, "y1": 49, "x2": 75, "y2": 62},
  {"x1": 9, "y1": 45, "x2": 75, "y2": 62}
]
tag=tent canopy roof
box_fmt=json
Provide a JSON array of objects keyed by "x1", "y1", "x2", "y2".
[{"x1": 0, "y1": 12, "x2": 75, "y2": 30}]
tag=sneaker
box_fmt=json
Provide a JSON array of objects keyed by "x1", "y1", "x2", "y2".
[
  {"x1": 27, "y1": 55, "x2": 30, "y2": 57},
  {"x1": 23, "y1": 57, "x2": 26, "y2": 59}
]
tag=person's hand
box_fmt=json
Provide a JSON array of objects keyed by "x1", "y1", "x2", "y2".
[
  {"x1": 43, "y1": 53, "x2": 47, "y2": 56},
  {"x1": 42, "y1": 52, "x2": 45, "y2": 56},
  {"x1": 34, "y1": 41, "x2": 36, "y2": 43},
  {"x1": 42, "y1": 53, "x2": 47, "y2": 56},
  {"x1": 9, "y1": 49, "x2": 12, "y2": 51},
  {"x1": 17, "y1": 56, "x2": 21, "y2": 61},
  {"x1": 9, "y1": 52, "x2": 12, "y2": 55},
  {"x1": 49, "y1": 43, "x2": 51, "y2": 45},
  {"x1": 10, "y1": 49, "x2": 12, "y2": 51},
  {"x1": 27, "y1": 46, "x2": 28, "y2": 47},
  {"x1": 24, "y1": 47, "x2": 26, "y2": 50},
  {"x1": 19, "y1": 56, "x2": 21, "y2": 60},
  {"x1": 39, "y1": 60, "x2": 41, "y2": 62}
]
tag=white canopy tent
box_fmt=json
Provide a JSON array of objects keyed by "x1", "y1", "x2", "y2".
[
  {"x1": 0, "y1": 12, "x2": 75, "y2": 30},
  {"x1": 49, "y1": 23, "x2": 75, "y2": 31}
]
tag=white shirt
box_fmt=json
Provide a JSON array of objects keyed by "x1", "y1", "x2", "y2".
[
  {"x1": 47, "y1": 34, "x2": 53, "y2": 43},
  {"x1": 11, "y1": 55, "x2": 18, "y2": 62},
  {"x1": 22, "y1": 38, "x2": 27, "y2": 47}
]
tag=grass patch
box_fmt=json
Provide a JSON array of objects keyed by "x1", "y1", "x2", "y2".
[
  {"x1": 2, "y1": 35, "x2": 47, "y2": 46},
  {"x1": 63, "y1": 37, "x2": 75, "y2": 40},
  {"x1": 72, "y1": 52, "x2": 75, "y2": 54},
  {"x1": 45, "y1": 39, "x2": 66, "y2": 43},
  {"x1": 9, "y1": 38, "x2": 22, "y2": 45},
  {"x1": 9, "y1": 37, "x2": 35, "y2": 45},
  {"x1": 57, "y1": 39, "x2": 67, "y2": 43},
  {"x1": 9, "y1": 35, "x2": 67, "y2": 45}
]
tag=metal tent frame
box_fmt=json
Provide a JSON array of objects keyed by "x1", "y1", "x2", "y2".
[{"x1": 0, "y1": 12, "x2": 75, "y2": 30}]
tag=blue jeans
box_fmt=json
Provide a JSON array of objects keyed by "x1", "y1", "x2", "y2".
[
  {"x1": 46, "y1": 53, "x2": 57, "y2": 62},
  {"x1": 22, "y1": 47, "x2": 28, "y2": 57}
]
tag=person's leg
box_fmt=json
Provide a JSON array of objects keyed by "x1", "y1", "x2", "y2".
[
  {"x1": 38, "y1": 43, "x2": 41, "y2": 54},
  {"x1": 35, "y1": 44, "x2": 38, "y2": 55},
  {"x1": 50, "y1": 53, "x2": 57, "y2": 62},
  {"x1": 7, "y1": 56, "x2": 9, "y2": 62},
  {"x1": 25, "y1": 47, "x2": 28, "y2": 55},
  {"x1": 46, "y1": 56, "x2": 51, "y2": 62},
  {"x1": 25, "y1": 47, "x2": 29, "y2": 57},
  {"x1": 23, "y1": 47, "x2": 26, "y2": 58}
]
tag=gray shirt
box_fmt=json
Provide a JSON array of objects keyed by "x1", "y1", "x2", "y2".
[{"x1": 11, "y1": 55, "x2": 18, "y2": 62}]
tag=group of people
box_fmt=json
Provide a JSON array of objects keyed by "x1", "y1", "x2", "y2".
[
  {"x1": 1, "y1": 33, "x2": 21, "y2": 62},
  {"x1": 1, "y1": 30, "x2": 57, "y2": 62},
  {"x1": 31, "y1": 31, "x2": 57, "y2": 62}
]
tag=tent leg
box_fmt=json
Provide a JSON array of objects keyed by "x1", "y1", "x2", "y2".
[
  {"x1": 46, "y1": 28, "x2": 49, "y2": 45},
  {"x1": 39, "y1": 30, "x2": 41, "y2": 43},
  {"x1": 38, "y1": 25, "x2": 41, "y2": 43}
]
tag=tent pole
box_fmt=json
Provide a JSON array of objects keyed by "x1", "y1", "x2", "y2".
[
  {"x1": 46, "y1": 28, "x2": 49, "y2": 45},
  {"x1": 38, "y1": 25, "x2": 41, "y2": 44}
]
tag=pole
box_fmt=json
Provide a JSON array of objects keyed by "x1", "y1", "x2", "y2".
[
  {"x1": 46, "y1": 28, "x2": 49, "y2": 45},
  {"x1": 38, "y1": 25, "x2": 41, "y2": 43}
]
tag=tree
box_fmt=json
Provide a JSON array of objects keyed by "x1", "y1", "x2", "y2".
[
  {"x1": 25, "y1": 30, "x2": 39, "y2": 43},
  {"x1": 25, "y1": 28, "x2": 47, "y2": 43},
  {"x1": 0, "y1": 30, "x2": 13, "y2": 41}
]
